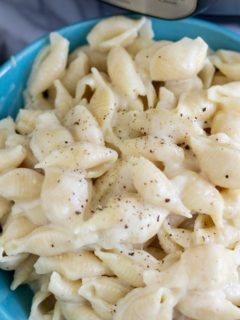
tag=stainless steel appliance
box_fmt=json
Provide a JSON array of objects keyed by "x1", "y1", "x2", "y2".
[{"x1": 101, "y1": 0, "x2": 240, "y2": 19}]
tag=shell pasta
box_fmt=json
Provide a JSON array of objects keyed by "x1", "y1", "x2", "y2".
[{"x1": 1, "y1": 15, "x2": 240, "y2": 320}]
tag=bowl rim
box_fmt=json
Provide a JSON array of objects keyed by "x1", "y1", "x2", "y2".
[{"x1": 0, "y1": 14, "x2": 240, "y2": 79}]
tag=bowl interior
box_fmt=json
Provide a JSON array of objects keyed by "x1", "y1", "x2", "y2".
[{"x1": 0, "y1": 15, "x2": 240, "y2": 320}]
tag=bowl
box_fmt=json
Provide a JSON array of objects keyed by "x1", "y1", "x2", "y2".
[{"x1": 0, "y1": 15, "x2": 240, "y2": 320}]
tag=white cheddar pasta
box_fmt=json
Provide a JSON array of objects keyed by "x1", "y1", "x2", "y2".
[{"x1": 1, "y1": 15, "x2": 240, "y2": 320}]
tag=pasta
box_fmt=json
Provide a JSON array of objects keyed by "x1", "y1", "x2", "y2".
[{"x1": 1, "y1": 15, "x2": 240, "y2": 320}]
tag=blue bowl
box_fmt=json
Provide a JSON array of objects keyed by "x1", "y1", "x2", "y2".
[{"x1": 0, "y1": 15, "x2": 240, "y2": 320}]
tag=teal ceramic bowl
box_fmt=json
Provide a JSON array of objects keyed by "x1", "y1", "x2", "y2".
[{"x1": 0, "y1": 15, "x2": 240, "y2": 320}]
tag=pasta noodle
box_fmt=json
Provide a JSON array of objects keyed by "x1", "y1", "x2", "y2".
[{"x1": 1, "y1": 15, "x2": 240, "y2": 320}]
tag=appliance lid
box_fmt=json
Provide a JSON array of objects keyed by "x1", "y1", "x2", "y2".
[
  {"x1": 102, "y1": 0, "x2": 199, "y2": 19},
  {"x1": 101, "y1": 0, "x2": 229, "y2": 19}
]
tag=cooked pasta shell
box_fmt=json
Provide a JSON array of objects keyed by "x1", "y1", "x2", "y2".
[
  {"x1": 62, "y1": 50, "x2": 90, "y2": 95},
  {"x1": 224, "y1": 282, "x2": 240, "y2": 307},
  {"x1": 34, "y1": 251, "x2": 112, "y2": 280},
  {"x1": 92, "y1": 160, "x2": 135, "y2": 208},
  {"x1": 194, "y1": 226, "x2": 219, "y2": 246},
  {"x1": 158, "y1": 221, "x2": 193, "y2": 252},
  {"x1": 211, "y1": 49, "x2": 240, "y2": 81},
  {"x1": 222, "y1": 189, "x2": 240, "y2": 223},
  {"x1": 212, "y1": 72, "x2": 229, "y2": 86},
  {"x1": 0, "y1": 145, "x2": 27, "y2": 172},
  {"x1": 95, "y1": 250, "x2": 145, "y2": 287},
  {"x1": 49, "y1": 272, "x2": 83, "y2": 303},
  {"x1": 130, "y1": 157, "x2": 191, "y2": 218},
  {"x1": 135, "y1": 40, "x2": 171, "y2": 76},
  {"x1": 107, "y1": 46, "x2": 145, "y2": 98},
  {"x1": 81, "y1": 276, "x2": 131, "y2": 305},
  {"x1": 88, "y1": 82, "x2": 116, "y2": 134},
  {"x1": 54, "y1": 80, "x2": 74, "y2": 120},
  {"x1": 120, "y1": 135, "x2": 184, "y2": 170},
  {"x1": 16, "y1": 109, "x2": 45, "y2": 135},
  {"x1": 81, "y1": 45, "x2": 107, "y2": 72},
  {"x1": 5, "y1": 133, "x2": 28, "y2": 148},
  {"x1": 126, "y1": 19, "x2": 154, "y2": 57},
  {"x1": 59, "y1": 301, "x2": 102, "y2": 320},
  {"x1": 79, "y1": 281, "x2": 115, "y2": 320},
  {"x1": 76, "y1": 194, "x2": 168, "y2": 248},
  {"x1": 207, "y1": 81, "x2": 240, "y2": 110},
  {"x1": 64, "y1": 105, "x2": 104, "y2": 145},
  {"x1": 75, "y1": 73, "x2": 96, "y2": 103},
  {"x1": 126, "y1": 249, "x2": 164, "y2": 271},
  {"x1": 144, "y1": 253, "x2": 181, "y2": 279},
  {"x1": 96, "y1": 249, "x2": 162, "y2": 288},
  {"x1": 0, "y1": 117, "x2": 15, "y2": 148},
  {"x1": 198, "y1": 57, "x2": 215, "y2": 88},
  {"x1": 177, "y1": 89, "x2": 216, "y2": 123},
  {"x1": 0, "y1": 215, "x2": 36, "y2": 247},
  {"x1": 30, "y1": 112, "x2": 73, "y2": 161},
  {"x1": 0, "y1": 168, "x2": 43, "y2": 201},
  {"x1": 41, "y1": 167, "x2": 91, "y2": 224},
  {"x1": 11, "y1": 199, "x2": 48, "y2": 225},
  {"x1": 145, "y1": 244, "x2": 239, "y2": 292},
  {"x1": 22, "y1": 148, "x2": 39, "y2": 169},
  {"x1": 0, "y1": 247, "x2": 28, "y2": 271},
  {"x1": 32, "y1": 274, "x2": 51, "y2": 293},
  {"x1": 52, "y1": 302, "x2": 63, "y2": 320},
  {"x1": 211, "y1": 109, "x2": 240, "y2": 142},
  {"x1": 172, "y1": 171, "x2": 224, "y2": 227},
  {"x1": 29, "y1": 290, "x2": 55, "y2": 320},
  {"x1": 178, "y1": 291, "x2": 240, "y2": 320},
  {"x1": 114, "y1": 285, "x2": 177, "y2": 320},
  {"x1": 193, "y1": 214, "x2": 240, "y2": 247},
  {"x1": 165, "y1": 76, "x2": 203, "y2": 98},
  {"x1": 87, "y1": 16, "x2": 146, "y2": 51},
  {"x1": 158, "y1": 225, "x2": 182, "y2": 255},
  {"x1": 5, "y1": 225, "x2": 75, "y2": 256},
  {"x1": 36, "y1": 142, "x2": 118, "y2": 178},
  {"x1": 191, "y1": 136, "x2": 240, "y2": 188},
  {"x1": 25, "y1": 90, "x2": 54, "y2": 111},
  {"x1": 29, "y1": 33, "x2": 69, "y2": 96},
  {"x1": 150, "y1": 37, "x2": 208, "y2": 81},
  {"x1": 156, "y1": 87, "x2": 177, "y2": 110},
  {"x1": 130, "y1": 108, "x2": 202, "y2": 144},
  {"x1": 11, "y1": 255, "x2": 38, "y2": 289},
  {"x1": 113, "y1": 110, "x2": 143, "y2": 141},
  {"x1": 0, "y1": 196, "x2": 10, "y2": 220}
]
